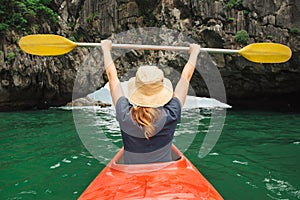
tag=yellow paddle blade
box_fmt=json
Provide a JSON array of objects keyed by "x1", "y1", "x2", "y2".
[
  {"x1": 238, "y1": 43, "x2": 292, "y2": 63},
  {"x1": 19, "y1": 34, "x2": 77, "y2": 56}
]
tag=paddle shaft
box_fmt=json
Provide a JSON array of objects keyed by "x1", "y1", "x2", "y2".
[{"x1": 77, "y1": 42, "x2": 239, "y2": 54}]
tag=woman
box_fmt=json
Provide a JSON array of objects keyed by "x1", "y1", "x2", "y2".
[{"x1": 101, "y1": 40, "x2": 201, "y2": 164}]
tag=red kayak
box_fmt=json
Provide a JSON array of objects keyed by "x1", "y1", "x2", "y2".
[{"x1": 79, "y1": 145, "x2": 223, "y2": 199}]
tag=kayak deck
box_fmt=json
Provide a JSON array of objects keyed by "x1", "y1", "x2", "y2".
[{"x1": 79, "y1": 145, "x2": 223, "y2": 200}]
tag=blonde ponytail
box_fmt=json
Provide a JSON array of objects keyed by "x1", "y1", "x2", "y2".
[{"x1": 130, "y1": 107, "x2": 160, "y2": 140}]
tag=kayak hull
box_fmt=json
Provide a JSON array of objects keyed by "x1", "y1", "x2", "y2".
[{"x1": 79, "y1": 145, "x2": 223, "y2": 200}]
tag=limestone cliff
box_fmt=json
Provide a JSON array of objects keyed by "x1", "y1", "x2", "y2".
[{"x1": 0, "y1": 0, "x2": 299, "y2": 111}]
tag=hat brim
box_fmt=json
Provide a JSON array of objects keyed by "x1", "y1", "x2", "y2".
[{"x1": 128, "y1": 77, "x2": 173, "y2": 107}]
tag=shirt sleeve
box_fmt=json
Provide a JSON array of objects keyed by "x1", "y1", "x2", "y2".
[
  {"x1": 164, "y1": 97, "x2": 182, "y2": 121},
  {"x1": 116, "y1": 96, "x2": 131, "y2": 123}
]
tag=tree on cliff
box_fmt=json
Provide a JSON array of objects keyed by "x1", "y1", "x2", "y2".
[{"x1": 0, "y1": 0, "x2": 57, "y2": 35}]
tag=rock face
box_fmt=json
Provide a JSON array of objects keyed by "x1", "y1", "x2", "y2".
[
  {"x1": 0, "y1": 0, "x2": 299, "y2": 111},
  {"x1": 65, "y1": 97, "x2": 111, "y2": 107}
]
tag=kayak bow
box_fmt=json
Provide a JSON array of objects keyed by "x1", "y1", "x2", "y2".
[{"x1": 78, "y1": 145, "x2": 223, "y2": 199}]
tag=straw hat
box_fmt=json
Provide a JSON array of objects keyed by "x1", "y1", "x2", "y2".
[{"x1": 128, "y1": 65, "x2": 173, "y2": 107}]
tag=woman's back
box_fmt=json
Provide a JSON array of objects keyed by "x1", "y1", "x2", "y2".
[{"x1": 116, "y1": 96, "x2": 181, "y2": 164}]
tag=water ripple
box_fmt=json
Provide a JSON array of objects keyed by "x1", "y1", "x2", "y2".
[
  {"x1": 50, "y1": 162, "x2": 60, "y2": 169},
  {"x1": 232, "y1": 160, "x2": 249, "y2": 166},
  {"x1": 264, "y1": 176, "x2": 300, "y2": 199}
]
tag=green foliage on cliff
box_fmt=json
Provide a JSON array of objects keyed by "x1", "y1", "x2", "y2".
[
  {"x1": 226, "y1": 0, "x2": 243, "y2": 9},
  {"x1": 7, "y1": 52, "x2": 16, "y2": 63},
  {"x1": 290, "y1": 27, "x2": 299, "y2": 34},
  {"x1": 234, "y1": 30, "x2": 249, "y2": 44},
  {"x1": 243, "y1": 9, "x2": 249, "y2": 16},
  {"x1": 0, "y1": 0, "x2": 57, "y2": 35},
  {"x1": 227, "y1": 18, "x2": 235, "y2": 23},
  {"x1": 136, "y1": 0, "x2": 157, "y2": 26},
  {"x1": 86, "y1": 13, "x2": 99, "y2": 24}
]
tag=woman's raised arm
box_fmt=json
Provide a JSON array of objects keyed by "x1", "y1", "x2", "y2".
[
  {"x1": 174, "y1": 44, "x2": 201, "y2": 106},
  {"x1": 101, "y1": 40, "x2": 125, "y2": 106}
]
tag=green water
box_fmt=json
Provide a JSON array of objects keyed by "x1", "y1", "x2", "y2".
[{"x1": 0, "y1": 108, "x2": 299, "y2": 200}]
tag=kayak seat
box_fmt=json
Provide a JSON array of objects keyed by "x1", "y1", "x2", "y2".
[{"x1": 115, "y1": 147, "x2": 182, "y2": 164}]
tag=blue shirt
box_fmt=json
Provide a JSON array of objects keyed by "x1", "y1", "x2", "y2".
[{"x1": 116, "y1": 96, "x2": 181, "y2": 164}]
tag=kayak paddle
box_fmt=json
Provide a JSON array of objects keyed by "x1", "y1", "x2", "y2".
[{"x1": 18, "y1": 34, "x2": 292, "y2": 63}]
